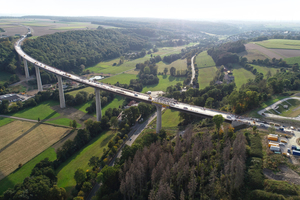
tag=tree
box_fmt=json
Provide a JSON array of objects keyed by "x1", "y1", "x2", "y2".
[
  {"x1": 170, "y1": 67, "x2": 176, "y2": 76},
  {"x1": 72, "y1": 120, "x2": 78, "y2": 129},
  {"x1": 88, "y1": 156, "x2": 100, "y2": 168},
  {"x1": 110, "y1": 116, "x2": 118, "y2": 130},
  {"x1": 164, "y1": 67, "x2": 168, "y2": 75},
  {"x1": 253, "y1": 126, "x2": 257, "y2": 134},
  {"x1": 74, "y1": 168, "x2": 86, "y2": 185},
  {"x1": 212, "y1": 114, "x2": 224, "y2": 133},
  {"x1": 81, "y1": 182, "x2": 93, "y2": 193}
]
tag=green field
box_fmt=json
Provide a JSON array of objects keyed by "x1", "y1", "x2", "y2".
[
  {"x1": 100, "y1": 73, "x2": 138, "y2": 85},
  {"x1": 0, "y1": 71, "x2": 13, "y2": 84},
  {"x1": 0, "y1": 147, "x2": 56, "y2": 195},
  {"x1": 46, "y1": 118, "x2": 81, "y2": 128},
  {"x1": 195, "y1": 51, "x2": 215, "y2": 68},
  {"x1": 284, "y1": 56, "x2": 300, "y2": 65},
  {"x1": 156, "y1": 59, "x2": 188, "y2": 74},
  {"x1": 256, "y1": 39, "x2": 300, "y2": 49},
  {"x1": 250, "y1": 64, "x2": 278, "y2": 76},
  {"x1": 232, "y1": 65, "x2": 255, "y2": 89},
  {"x1": 0, "y1": 117, "x2": 14, "y2": 127},
  {"x1": 10, "y1": 100, "x2": 60, "y2": 120},
  {"x1": 66, "y1": 87, "x2": 95, "y2": 96},
  {"x1": 141, "y1": 75, "x2": 185, "y2": 93},
  {"x1": 56, "y1": 130, "x2": 116, "y2": 194},
  {"x1": 161, "y1": 109, "x2": 182, "y2": 128},
  {"x1": 198, "y1": 66, "x2": 217, "y2": 89},
  {"x1": 74, "y1": 95, "x2": 125, "y2": 116},
  {"x1": 279, "y1": 99, "x2": 300, "y2": 117}
]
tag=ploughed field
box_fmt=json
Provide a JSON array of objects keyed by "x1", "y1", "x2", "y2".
[{"x1": 0, "y1": 120, "x2": 70, "y2": 180}]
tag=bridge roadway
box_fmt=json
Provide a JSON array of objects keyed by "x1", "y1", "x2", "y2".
[{"x1": 14, "y1": 31, "x2": 236, "y2": 132}]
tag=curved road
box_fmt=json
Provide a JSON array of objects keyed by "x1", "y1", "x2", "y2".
[{"x1": 190, "y1": 55, "x2": 195, "y2": 85}]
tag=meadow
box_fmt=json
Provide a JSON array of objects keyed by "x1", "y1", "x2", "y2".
[
  {"x1": 0, "y1": 120, "x2": 69, "y2": 180},
  {"x1": 279, "y1": 99, "x2": 300, "y2": 117},
  {"x1": 46, "y1": 118, "x2": 82, "y2": 128},
  {"x1": 238, "y1": 49, "x2": 269, "y2": 61},
  {"x1": 256, "y1": 39, "x2": 300, "y2": 49},
  {"x1": 156, "y1": 59, "x2": 188, "y2": 74},
  {"x1": 161, "y1": 109, "x2": 182, "y2": 128},
  {"x1": 232, "y1": 64, "x2": 255, "y2": 89},
  {"x1": 10, "y1": 100, "x2": 60, "y2": 120},
  {"x1": 0, "y1": 147, "x2": 56, "y2": 195},
  {"x1": 141, "y1": 75, "x2": 185, "y2": 93},
  {"x1": 0, "y1": 117, "x2": 14, "y2": 127},
  {"x1": 56, "y1": 130, "x2": 116, "y2": 194},
  {"x1": 198, "y1": 66, "x2": 217, "y2": 89},
  {"x1": 284, "y1": 56, "x2": 300, "y2": 65},
  {"x1": 250, "y1": 64, "x2": 278, "y2": 76},
  {"x1": 100, "y1": 73, "x2": 138, "y2": 85},
  {"x1": 195, "y1": 51, "x2": 215, "y2": 68}
]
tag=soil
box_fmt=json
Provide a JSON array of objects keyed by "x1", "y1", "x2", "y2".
[
  {"x1": 263, "y1": 165, "x2": 300, "y2": 185},
  {"x1": 245, "y1": 43, "x2": 284, "y2": 59},
  {"x1": 270, "y1": 49, "x2": 300, "y2": 58}
]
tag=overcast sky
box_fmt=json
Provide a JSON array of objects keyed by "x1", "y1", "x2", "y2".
[{"x1": 1, "y1": 0, "x2": 299, "y2": 21}]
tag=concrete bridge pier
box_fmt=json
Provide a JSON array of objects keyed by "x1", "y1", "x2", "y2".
[
  {"x1": 95, "y1": 88, "x2": 102, "y2": 121},
  {"x1": 57, "y1": 75, "x2": 66, "y2": 108},
  {"x1": 156, "y1": 105, "x2": 162, "y2": 133},
  {"x1": 35, "y1": 66, "x2": 43, "y2": 92},
  {"x1": 23, "y1": 59, "x2": 30, "y2": 79}
]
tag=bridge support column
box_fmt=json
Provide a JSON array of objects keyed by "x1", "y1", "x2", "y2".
[
  {"x1": 35, "y1": 66, "x2": 43, "y2": 92},
  {"x1": 23, "y1": 59, "x2": 30, "y2": 79},
  {"x1": 57, "y1": 75, "x2": 65, "y2": 108},
  {"x1": 156, "y1": 105, "x2": 162, "y2": 133},
  {"x1": 95, "y1": 88, "x2": 102, "y2": 121}
]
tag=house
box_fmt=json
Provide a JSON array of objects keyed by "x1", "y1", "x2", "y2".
[
  {"x1": 0, "y1": 94, "x2": 21, "y2": 103},
  {"x1": 124, "y1": 100, "x2": 139, "y2": 109},
  {"x1": 224, "y1": 71, "x2": 235, "y2": 83}
]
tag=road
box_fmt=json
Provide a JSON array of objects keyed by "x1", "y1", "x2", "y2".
[
  {"x1": 190, "y1": 55, "x2": 195, "y2": 86},
  {"x1": 258, "y1": 97, "x2": 300, "y2": 121},
  {"x1": 0, "y1": 115, "x2": 38, "y2": 123}
]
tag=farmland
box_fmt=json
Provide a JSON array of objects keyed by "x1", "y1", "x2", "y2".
[
  {"x1": 198, "y1": 66, "x2": 217, "y2": 89},
  {"x1": 256, "y1": 39, "x2": 300, "y2": 50},
  {"x1": 250, "y1": 64, "x2": 278, "y2": 76},
  {"x1": 284, "y1": 56, "x2": 300, "y2": 65},
  {"x1": 0, "y1": 120, "x2": 70, "y2": 180},
  {"x1": 238, "y1": 49, "x2": 269, "y2": 61},
  {"x1": 232, "y1": 64, "x2": 255, "y2": 89},
  {"x1": 195, "y1": 51, "x2": 215, "y2": 68},
  {"x1": 156, "y1": 59, "x2": 188, "y2": 74},
  {"x1": 46, "y1": 118, "x2": 81, "y2": 128},
  {"x1": 100, "y1": 73, "x2": 138, "y2": 85},
  {"x1": 141, "y1": 75, "x2": 185, "y2": 93},
  {"x1": 0, "y1": 147, "x2": 56, "y2": 195},
  {"x1": 10, "y1": 100, "x2": 60, "y2": 120},
  {"x1": 56, "y1": 130, "x2": 116, "y2": 194},
  {"x1": 0, "y1": 117, "x2": 14, "y2": 127}
]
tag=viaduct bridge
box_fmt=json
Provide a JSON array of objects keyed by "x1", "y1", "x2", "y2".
[{"x1": 15, "y1": 31, "x2": 235, "y2": 133}]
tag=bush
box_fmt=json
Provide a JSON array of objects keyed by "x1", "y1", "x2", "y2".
[
  {"x1": 250, "y1": 190, "x2": 286, "y2": 200},
  {"x1": 247, "y1": 168, "x2": 264, "y2": 190},
  {"x1": 249, "y1": 134, "x2": 263, "y2": 158},
  {"x1": 264, "y1": 179, "x2": 299, "y2": 196}
]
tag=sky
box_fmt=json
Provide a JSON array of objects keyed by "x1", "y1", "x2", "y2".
[{"x1": 1, "y1": 0, "x2": 300, "y2": 22}]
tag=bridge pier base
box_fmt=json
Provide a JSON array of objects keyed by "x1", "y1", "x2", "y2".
[
  {"x1": 156, "y1": 105, "x2": 162, "y2": 133},
  {"x1": 23, "y1": 59, "x2": 30, "y2": 79},
  {"x1": 95, "y1": 88, "x2": 102, "y2": 121},
  {"x1": 57, "y1": 75, "x2": 65, "y2": 108},
  {"x1": 35, "y1": 66, "x2": 43, "y2": 92}
]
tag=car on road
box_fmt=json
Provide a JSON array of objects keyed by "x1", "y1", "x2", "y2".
[
  {"x1": 279, "y1": 142, "x2": 285, "y2": 146},
  {"x1": 226, "y1": 116, "x2": 231, "y2": 119},
  {"x1": 183, "y1": 107, "x2": 188, "y2": 109},
  {"x1": 134, "y1": 93, "x2": 138, "y2": 96},
  {"x1": 129, "y1": 138, "x2": 132, "y2": 141}
]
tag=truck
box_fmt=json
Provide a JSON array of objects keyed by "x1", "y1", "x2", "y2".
[
  {"x1": 291, "y1": 145, "x2": 300, "y2": 151},
  {"x1": 292, "y1": 150, "x2": 300, "y2": 156},
  {"x1": 270, "y1": 145, "x2": 281, "y2": 152},
  {"x1": 268, "y1": 134, "x2": 278, "y2": 141},
  {"x1": 268, "y1": 142, "x2": 279, "y2": 147}
]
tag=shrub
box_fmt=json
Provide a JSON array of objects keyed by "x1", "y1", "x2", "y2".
[
  {"x1": 250, "y1": 190, "x2": 286, "y2": 200},
  {"x1": 264, "y1": 179, "x2": 299, "y2": 196}
]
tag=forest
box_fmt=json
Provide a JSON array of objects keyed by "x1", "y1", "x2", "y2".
[{"x1": 22, "y1": 29, "x2": 150, "y2": 73}]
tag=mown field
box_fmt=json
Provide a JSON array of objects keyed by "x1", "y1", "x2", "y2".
[
  {"x1": 284, "y1": 56, "x2": 300, "y2": 65},
  {"x1": 100, "y1": 73, "x2": 138, "y2": 85},
  {"x1": 161, "y1": 109, "x2": 182, "y2": 128},
  {"x1": 156, "y1": 59, "x2": 188, "y2": 74},
  {"x1": 0, "y1": 120, "x2": 70, "y2": 180},
  {"x1": 195, "y1": 51, "x2": 215, "y2": 68},
  {"x1": 198, "y1": 66, "x2": 217, "y2": 89},
  {"x1": 10, "y1": 100, "x2": 60, "y2": 120},
  {"x1": 232, "y1": 64, "x2": 255, "y2": 89},
  {"x1": 256, "y1": 39, "x2": 300, "y2": 49},
  {"x1": 250, "y1": 64, "x2": 278, "y2": 76},
  {"x1": 56, "y1": 130, "x2": 116, "y2": 195},
  {"x1": 0, "y1": 147, "x2": 56, "y2": 195},
  {"x1": 238, "y1": 49, "x2": 269, "y2": 61},
  {"x1": 141, "y1": 75, "x2": 185, "y2": 93},
  {"x1": 46, "y1": 118, "x2": 82, "y2": 128}
]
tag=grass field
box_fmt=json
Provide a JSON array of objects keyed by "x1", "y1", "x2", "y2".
[
  {"x1": 66, "y1": 87, "x2": 95, "y2": 96},
  {"x1": 56, "y1": 130, "x2": 116, "y2": 194},
  {"x1": 10, "y1": 100, "x2": 60, "y2": 120},
  {"x1": 0, "y1": 120, "x2": 69, "y2": 180},
  {"x1": 195, "y1": 51, "x2": 215, "y2": 68},
  {"x1": 0, "y1": 117, "x2": 14, "y2": 127},
  {"x1": 74, "y1": 95, "x2": 125, "y2": 116},
  {"x1": 250, "y1": 64, "x2": 278, "y2": 76},
  {"x1": 0, "y1": 71, "x2": 13, "y2": 84},
  {"x1": 161, "y1": 109, "x2": 182, "y2": 128},
  {"x1": 46, "y1": 118, "x2": 81, "y2": 128},
  {"x1": 8, "y1": 84, "x2": 27, "y2": 93},
  {"x1": 0, "y1": 147, "x2": 56, "y2": 195},
  {"x1": 232, "y1": 64, "x2": 255, "y2": 89},
  {"x1": 156, "y1": 59, "x2": 188, "y2": 74},
  {"x1": 284, "y1": 56, "x2": 300, "y2": 65},
  {"x1": 238, "y1": 49, "x2": 269, "y2": 61},
  {"x1": 279, "y1": 99, "x2": 300, "y2": 117},
  {"x1": 256, "y1": 39, "x2": 300, "y2": 49},
  {"x1": 100, "y1": 73, "x2": 138, "y2": 85},
  {"x1": 198, "y1": 66, "x2": 217, "y2": 89},
  {"x1": 141, "y1": 75, "x2": 185, "y2": 93}
]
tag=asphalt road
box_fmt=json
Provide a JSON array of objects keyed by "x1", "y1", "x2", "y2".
[{"x1": 190, "y1": 55, "x2": 195, "y2": 85}]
